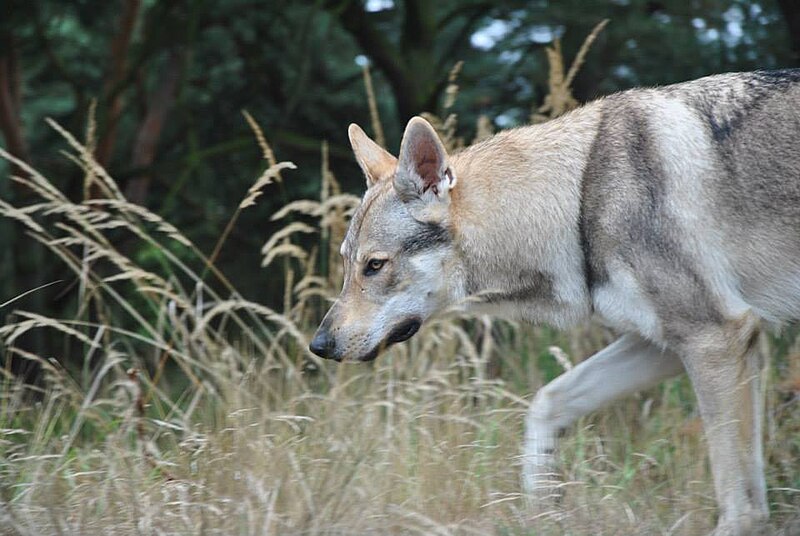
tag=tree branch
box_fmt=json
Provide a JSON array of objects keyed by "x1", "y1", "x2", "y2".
[
  {"x1": 401, "y1": 0, "x2": 435, "y2": 52},
  {"x1": 125, "y1": 49, "x2": 184, "y2": 205},
  {"x1": 0, "y1": 33, "x2": 30, "y2": 167},
  {"x1": 95, "y1": 0, "x2": 142, "y2": 167},
  {"x1": 777, "y1": 0, "x2": 800, "y2": 66},
  {"x1": 327, "y1": 0, "x2": 420, "y2": 120}
]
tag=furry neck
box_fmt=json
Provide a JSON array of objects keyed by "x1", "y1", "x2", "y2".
[{"x1": 446, "y1": 105, "x2": 603, "y2": 328}]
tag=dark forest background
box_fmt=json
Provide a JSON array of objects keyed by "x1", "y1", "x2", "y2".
[{"x1": 1, "y1": 0, "x2": 799, "y2": 354}]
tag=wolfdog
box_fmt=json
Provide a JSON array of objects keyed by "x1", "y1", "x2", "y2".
[{"x1": 310, "y1": 69, "x2": 800, "y2": 535}]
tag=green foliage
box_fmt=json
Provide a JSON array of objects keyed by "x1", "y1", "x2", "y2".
[
  {"x1": 2, "y1": 0, "x2": 798, "y2": 338},
  {"x1": 0, "y1": 3, "x2": 799, "y2": 532}
]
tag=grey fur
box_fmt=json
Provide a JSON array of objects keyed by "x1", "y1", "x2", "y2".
[
  {"x1": 400, "y1": 221, "x2": 451, "y2": 255},
  {"x1": 585, "y1": 71, "x2": 800, "y2": 331},
  {"x1": 314, "y1": 69, "x2": 800, "y2": 535},
  {"x1": 468, "y1": 268, "x2": 555, "y2": 304}
]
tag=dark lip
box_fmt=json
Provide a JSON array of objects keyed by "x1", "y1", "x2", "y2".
[
  {"x1": 359, "y1": 347, "x2": 380, "y2": 362},
  {"x1": 387, "y1": 318, "x2": 422, "y2": 344},
  {"x1": 359, "y1": 318, "x2": 422, "y2": 361}
]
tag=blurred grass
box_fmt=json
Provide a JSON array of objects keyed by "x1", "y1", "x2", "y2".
[{"x1": 1, "y1": 27, "x2": 799, "y2": 535}]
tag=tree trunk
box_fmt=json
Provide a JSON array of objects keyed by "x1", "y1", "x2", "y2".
[
  {"x1": 0, "y1": 33, "x2": 30, "y2": 168},
  {"x1": 330, "y1": 1, "x2": 493, "y2": 124},
  {"x1": 125, "y1": 50, "x2": 184, "y2": 205},
  {"x1": 777, "y1": 0, "x2": 800, "y2": 66},
  {"x1": 0, "y1": 30, "x2": 49, "y2": 367},
  {"x1": 95, "y1": 0, "x2": 141, "y2": 167}
]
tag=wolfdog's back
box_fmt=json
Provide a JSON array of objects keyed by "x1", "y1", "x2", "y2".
[
  {"x1": 682, "y1": 71, "x2": 800, "y2": 322},
  {"x1": 588, "y1": 70, "x2": 800, "y2": 324}
]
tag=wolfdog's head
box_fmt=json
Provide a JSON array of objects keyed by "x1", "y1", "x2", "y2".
[{"x1": 309, "y1": 117, "x2": 462, "y2": 362}]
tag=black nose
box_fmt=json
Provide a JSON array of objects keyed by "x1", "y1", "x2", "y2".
[{"x1": 309, "y1": 330, "x2": 336, "y2": 359}]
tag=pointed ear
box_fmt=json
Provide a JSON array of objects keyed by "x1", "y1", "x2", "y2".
[
  {"x1": 394, "y1": 117, "x2": 456, "y2": 207},
  {"x1": 348, "y1": 123, "x2": 397, "y2": 187}
]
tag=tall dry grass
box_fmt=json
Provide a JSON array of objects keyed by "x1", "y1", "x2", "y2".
[{"x1": 1, "y1": 25, "x2": 799, "y2": 535}]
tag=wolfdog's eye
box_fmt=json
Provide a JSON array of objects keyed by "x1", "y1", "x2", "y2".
[{"x1": 364, "y1": 258, "x2": 386, "y2": 275}]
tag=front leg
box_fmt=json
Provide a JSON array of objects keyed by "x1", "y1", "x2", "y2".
[{"x1": 523, "y1": 332, "x2": 684, "y2": 500}]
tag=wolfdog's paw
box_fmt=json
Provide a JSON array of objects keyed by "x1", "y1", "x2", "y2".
[
  {"x1": 711, "y1": 511, "x2": 771, "y2": 536},
  {"x1": 521, "y1": 474, "x2": 564, "y2": 518}
]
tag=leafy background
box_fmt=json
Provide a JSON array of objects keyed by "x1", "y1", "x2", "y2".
[
  {"x1": 2, "y1": 0, "x2": 798, "y2": 328},
  {"x1": 0, "y1": 1, "x2": 799, "y2": 534}
]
